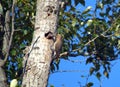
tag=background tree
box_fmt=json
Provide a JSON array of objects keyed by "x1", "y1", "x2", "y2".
[{"x1": 0, "y1": 0, "x2": 120, "y2": 87}]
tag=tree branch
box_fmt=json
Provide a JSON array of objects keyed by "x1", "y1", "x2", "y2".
[
  {"x1": 67, "y1": 59, "x2": 86, "y2": 63},
  {"x1": 60, "y1": 35, "x2": 99, "y2": 58},
  {"x1": 1, "y1": 0, "x2": 16, "y2": 66},
  {"x1": 60, "y1": 15, "x2": 120, "y2": 58},
  {"x1": 52, "y1": 69, "x2": 87, "y2": 74}
]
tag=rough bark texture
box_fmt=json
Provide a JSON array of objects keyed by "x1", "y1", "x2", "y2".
[
  {"x1": 22, "y1": 0, "x2": 60, "y2": 87},
  {"x1": 0, "y1": 2, "x2": 10, "y2": 87},
  {"x1": 0, "y1": 0, "x2": 16, "y2": 86},
  {"x1": 0, "y1": 67, "x2": 7, "y2": 87}
]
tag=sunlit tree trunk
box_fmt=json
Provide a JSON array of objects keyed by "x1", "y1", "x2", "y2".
[{"x1": 22, "y1": 0, "x2": 60, "y2": 87}]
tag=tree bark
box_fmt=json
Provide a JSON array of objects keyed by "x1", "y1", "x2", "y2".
[
  {"x1": 0, "y1": 0, "x2": 16, "y2": 86},
  {"x1": 0, "y1": 67, "x2": 7, "y2": 87},
  {"x1": 22, "y1": 0, "x2": 60, "y2": 87},
  {"x1": 0, "y1": 2, "x2": 10, "y2": 87}
]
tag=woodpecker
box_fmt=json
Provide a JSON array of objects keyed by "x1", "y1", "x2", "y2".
[{"x1": 54, "y1": 34, "x2": 63, "y2": 59}]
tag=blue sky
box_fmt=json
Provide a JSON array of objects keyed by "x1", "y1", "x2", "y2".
[
  {"x1": 48, "y1": 59, "x2": 120, "y2": 87},
  {"x1": 48, "y1": 0, "x2": 120, "y2": 87}
]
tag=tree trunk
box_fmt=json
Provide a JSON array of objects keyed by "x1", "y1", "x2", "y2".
[
  {"x1": 0, "y1": 0, "x2": 16, "y2": 86},
  {"x1": 0, "y1": 2, "x2": 11, "y2": 87},
  {"x1": 22, "y1": 0, "x2": 60, "y2": 87},
  {"x1": 0, "y1": 67, "x2": 7, "y2": 87}
]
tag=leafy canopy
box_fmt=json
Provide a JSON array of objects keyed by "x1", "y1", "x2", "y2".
[{"x1": 0, "y1": 0, "x2": 120, "y2": 86}]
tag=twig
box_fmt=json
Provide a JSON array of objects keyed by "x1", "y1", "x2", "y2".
[
  {"x1": 67, "y1": 59, "x2": 86, "y2": 63},
  {"x1": 2, "y1": 0, "x2": 16, "y2": 66},
  {"x1": 60, "y1": 14, "x2": 120, "y2": 58},
  {"x1": 60, "y1": 35, "x2": 99, "y2": 57},
  {"x1": 99, "y1": 79, "x2": 102, "y2": 87},
  {"x1": 85, "y1": 74, "x2": 90, "y2": 86},
  {"x1": 14, "y1": 29, "x2": 21, "y2": 31},
  {"x1": 51, "y1": 69, "x2": 87, "y2": 74},
  {"x1": 23, "y1": 36, "x2": 40, "y2": 73}
]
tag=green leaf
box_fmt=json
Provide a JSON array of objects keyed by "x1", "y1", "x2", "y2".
[
  {"x1": 87, "y1": 82, "x2": 93, "y2": 87},
  {"x1": 103, "y1": 70, "x2": 109, "y2": 78},
  {"x1": 11, "y1": 49, "x2": 17, "y2": 56},
  {"x1": 94, "y1": 63, "x2": 100, "y2": 71},
  {"x1": 24, "y1": 30, "x2": 28, "y2": 35},
  {"x1": 50, "y1": 85, "x2": 54, "y2": 87},
  {"x1": 75, "y1": 0, "x2": 85, "y2": 6},
  {"x1": 97, "y1": 2, "x2": 103, "y2": 9},
  {"x1": 89, "y1": 67, "x2": 95, "y2": 75},
  {"x1": 20, "y1": 44, "x2": 26, "y2": 49},
  {"x1": 107, "y1": 66, "x2": 111, "y2": 72},
  {"x1": 115, "y1": 25, "x2": 120, "y2": 37},
  {"x1": 82, "y1": 6, "x2": 92, "y2": 14},
  {"x1": 86, "y1": 19, "x2": 93, "y2": 26},
  {"x1": 86, "y1": 57, "x2": 93, "y2": 64},
  {"x1": 118, "y1": 40, "x2": 120, "y2": 49},
  {"x1": 0, "y1": 3, "x2": 3, "y2": 15},
  {"x1": 72, "y1": 19, "x2": 77, "y2": 27},
  {"x1": 96, "y1": 72, "x2": 101, "y2": 80}
]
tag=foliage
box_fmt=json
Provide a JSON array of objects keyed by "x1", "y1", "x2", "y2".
[
  {"x1": 0, "y1": 0, "x2": 35, "y2": 86},
  {"x1": 0, "y1": 0, "x2": 120, "y2": 86},
  {"x1": 53, "y1": 0, "x2": 120, "y2": 86}
]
